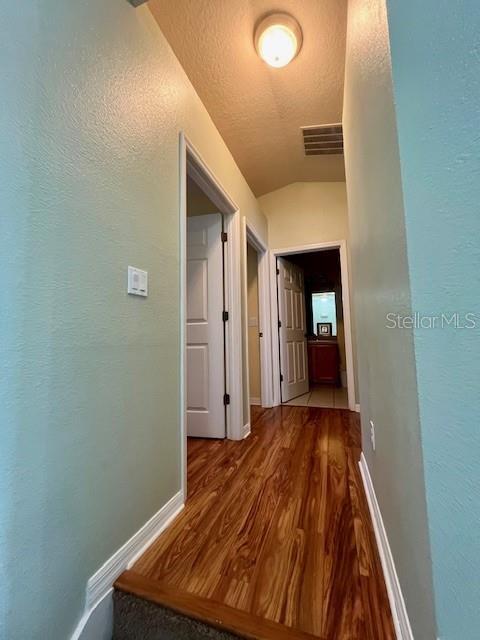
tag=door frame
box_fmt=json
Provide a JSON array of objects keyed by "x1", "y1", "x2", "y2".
[
  {"x1": 269, "y1": 240, "x2": 356, "y2": 411},
  {"x1": 242, "y1": 218, "x2": 273, "y2": 428},
  {"x1": 179, "y1": 132, "x2": 244, "y2": 498}
]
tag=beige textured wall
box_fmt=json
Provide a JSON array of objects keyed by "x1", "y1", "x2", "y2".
[
  {"x1": 247, "y1": 244, "x2": 261, "y2": 400},
  {"x1": 259, "y1": 181, "x2": 358, "y2": 399},
  {"x1": 258, "y1": 182, "x2": 349, "y2": 250},
  {"x1": 187, "y1": 176, "x2": 218, "y2": 216}
]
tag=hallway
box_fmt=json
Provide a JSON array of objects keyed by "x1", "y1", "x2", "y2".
[
  {"x1": 283, "y1": 385, "x2": 349, "y2": 409},
  {"x1": 117, "y1": 406, "x2": 394, "y2": 639}
]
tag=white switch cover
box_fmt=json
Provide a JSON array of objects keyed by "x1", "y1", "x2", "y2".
[{"x1": 128, "y1": 266, "x2": 148, "y2": 297}]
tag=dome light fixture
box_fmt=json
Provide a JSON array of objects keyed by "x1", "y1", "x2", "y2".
[{"x1": 254, "y1": 13, "x2": 303, "y2": 68}]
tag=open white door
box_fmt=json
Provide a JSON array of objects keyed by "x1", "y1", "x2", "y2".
[
  {"x1": 187, "y1": 213, "x2": 225, "y2": 438},
  {"x1": 277, "y1": 256, "x2": 309, "y2": 402}
]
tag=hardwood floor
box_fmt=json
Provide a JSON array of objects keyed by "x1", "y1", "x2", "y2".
[{"x1": 120, "y1": 406, "x2": 394, "y2": 639}]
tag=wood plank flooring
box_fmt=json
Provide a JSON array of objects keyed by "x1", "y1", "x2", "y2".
[{"x1": 124, "y1": 406, "x2": 394, "y2": 639}]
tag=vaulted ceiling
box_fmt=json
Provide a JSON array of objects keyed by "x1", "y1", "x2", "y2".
[{"x1": 149, "y1": 0, "x2": 347, "y2": 196}]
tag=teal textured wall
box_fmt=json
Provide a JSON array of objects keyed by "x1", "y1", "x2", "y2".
[
  {"x1": 0, "y1": 2, "x2": 265, "y2": 638},
  {"x1": 342, "y1": 0, "x2": 436, "y2": 637},
  {"x1": 387, "y1": 1, "x2": 480, "y2": 638}
]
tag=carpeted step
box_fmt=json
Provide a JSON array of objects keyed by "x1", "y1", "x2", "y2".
[
  {"x1": 113, "y1": 570, "x2": 322, "y2": 640},
  {"x1": 113, "y1": 590, "x2": 241, "y2": 640}
]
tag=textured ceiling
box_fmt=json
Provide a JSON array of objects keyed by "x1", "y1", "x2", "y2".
[{"x1": 149, "y1": 0, "x2": 347, "y2": 196}]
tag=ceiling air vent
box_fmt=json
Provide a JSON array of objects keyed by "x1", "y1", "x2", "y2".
[{"x1": 301, "y1": 123, "x2": 343, "y2": 156}]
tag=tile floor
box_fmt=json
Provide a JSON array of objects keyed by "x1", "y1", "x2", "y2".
[{"x1": 283, "y1": 384, "x2": 348, "y2": 409}]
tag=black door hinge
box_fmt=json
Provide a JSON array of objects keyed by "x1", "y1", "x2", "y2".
[
  {"x1": 223, "y1": 393, "x2": 230, "y2": 405},
  {"x1": 276, "y1": 267, "x2": 280, "y2": 275},
  {"x1": 280, "y1": 373, "x2": 284, "y2": 382},
  {"x1": 221, "y1": 231, "x2": 228, "y2": 243},
  {"x1": 222, "y1": 310, "x2": 229, "y2": 322},
  {"x1": 278, "y1": 320, "x2": 282, "y2": 328}
]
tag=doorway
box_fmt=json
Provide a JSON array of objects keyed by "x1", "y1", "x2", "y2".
[
  {"x1": 180, "y1": 134, "x2": 244, "y2": 497},
  {"x1": 186, "y1": 177, "x2": 226, "y2": 438},
  {"x1": 246, "y1": 242, "x2": 261, "y2": 407},
  {"x1": 242, "y1": 219, "x2": 272, "y2": 427},
  {"x1": 270, "y1": 241, "x2": 355, "y2": 411}
]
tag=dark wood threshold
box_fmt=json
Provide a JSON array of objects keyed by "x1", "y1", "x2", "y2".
[{"x1": 115, "y1": 570, "x2": 323, "y2": 640}]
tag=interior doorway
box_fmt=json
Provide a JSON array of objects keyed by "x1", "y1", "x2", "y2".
[
  {"x1": 270, "y1": 241, "x2": 355, "y2": 411},
  {"x1": 246, "y1": 242, "x2": 261, "y2": 407},
  {"x1": 180, "y1": 134, "x2": 245, "y2": 497},
  {"x1": 242, "y1": 219, "x2": 272, "y2": 428},
  {"x1": 186, "y1": 177, "x2": 226, "y2": 438}
]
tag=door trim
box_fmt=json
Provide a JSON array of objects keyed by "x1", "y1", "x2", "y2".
[
  {"x1": 269, "y1": 240, "x2": 356, "y2": 412},
  {"x1": 242, "y1": 218, "x2": 273, "y2": 427},
  {"x1": 179, "y1": 132, "x2": 244, "y2": 498}
]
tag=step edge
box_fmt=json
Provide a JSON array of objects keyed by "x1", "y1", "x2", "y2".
[{"x1": 114, "y1": 570, "x2": 323, "y2": 640}]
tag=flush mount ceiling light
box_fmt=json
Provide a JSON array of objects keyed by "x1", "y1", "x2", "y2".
[{"x1": 254, "y1": 13, "x2": 303, "y2": 68}]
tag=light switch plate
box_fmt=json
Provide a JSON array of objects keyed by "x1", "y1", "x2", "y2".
[{"x1": 128, "y1": 266, "x2": 148, "y2": 297}]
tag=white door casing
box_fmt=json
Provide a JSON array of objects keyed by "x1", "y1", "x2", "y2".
[
  {"x1": 277, "y1": 257, "x2": 309, "y2": 402},
  {"x1": 186, "y1": 213, "x2": 225, "y2": 438}
]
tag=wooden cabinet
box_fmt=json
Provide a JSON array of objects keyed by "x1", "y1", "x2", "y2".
[{"x1": 308, "y1": 340, "x2": 340, "y2": 385}]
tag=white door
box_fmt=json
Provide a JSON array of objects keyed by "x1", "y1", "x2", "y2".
[
  {"x1": 277, "y1": 257, "x2": 309, "y2": 402},
  {"x1": 187, "y1": 213, "x2": 225, "y2": 438}
]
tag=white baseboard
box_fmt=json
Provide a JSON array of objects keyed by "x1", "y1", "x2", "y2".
[
  {"x1": 71, "y1": 490, "x2": 184, "y2": 639},
  {"x1": 249, "y1": 397, "x2": 261, "y2": 406},
  {"x1": 86, "y1": 490, "x2": 184, "y2": 608},
  {"x1": 359, "y1": 454, "x2": 414, "y2": 640},
  {"x1": 242, "y1": 422, "x2": 251, "y2": 438},
  {"x1": 355, "y1": 403, "x2": 361, "y2": 413},
  {"x1": 70, "y1": 589, "x2": 113, "y2": 640}
]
